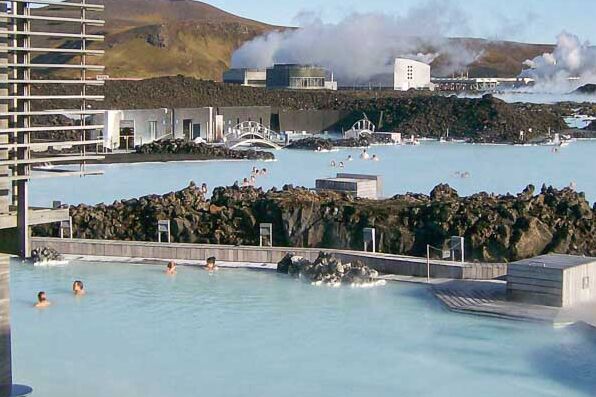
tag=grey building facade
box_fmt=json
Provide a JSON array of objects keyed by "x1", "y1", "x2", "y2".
[
  {"x1": 223, "y1": 68, "x2": 267, "y2": 88},
  {"x1": 266, "y1": 64, "x2": 332, "y2": 90}
]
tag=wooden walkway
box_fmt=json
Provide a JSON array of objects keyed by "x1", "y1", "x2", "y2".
[{"x1": 432, "y1": 280, "x2": 561, "y2": 323}]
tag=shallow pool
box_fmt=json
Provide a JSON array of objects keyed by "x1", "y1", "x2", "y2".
[{"x1": 10, "y1": 261, "x2": 596, "y2": 397}]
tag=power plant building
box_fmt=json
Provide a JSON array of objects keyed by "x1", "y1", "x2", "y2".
[
  {"x1": 266, "y1": 64, "x2": 337, "y2": 90},
  {"x1": 223, "y1": 68, "x2": 267, "y2": 88},
  {"x1": 394, "y1": 58, "x2": 434, "y2": 91}
]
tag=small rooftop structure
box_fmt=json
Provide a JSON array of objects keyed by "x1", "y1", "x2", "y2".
[
  {"x1": 316, "y1": 174, "x2": 382, "y2": 199},
  {"x1": 507, "y1": 254, "x2": 596, "y2": 307}
]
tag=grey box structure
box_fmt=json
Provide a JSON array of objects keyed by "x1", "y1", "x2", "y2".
[
  {"x1": 507, "y1": 254, "x2": 596, "y2": 307},
  {"x1": 316, "y1": 174, "x2": 382, "y2": 199}
]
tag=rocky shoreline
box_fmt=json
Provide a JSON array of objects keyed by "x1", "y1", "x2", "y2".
[
  {"x1": 135, "y1": 139, "x2": 275, "y2": 160},
  {"x1": 33, "y1": 183, "x2": 596, "y2": 263}
]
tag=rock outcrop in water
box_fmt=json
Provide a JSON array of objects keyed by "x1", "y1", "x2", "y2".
[
  {"x1": 277, "y1": 252, "x2": 380, "y2": 286},
  {"x1": 285, "y1": 135, "x2": 394, "y2": 151},
  {"x1": 34, "y1": 183, "x2": 596, "y2": 263},
  {"x1": 136, "y1": 139, "x2": 275, "y2": 160},
  {"x1": 31, "y1": 247, "x2": 63, "y2": 263},
  {"x1": 285, "y1": 137, "x2": 368, "y2": 151}
]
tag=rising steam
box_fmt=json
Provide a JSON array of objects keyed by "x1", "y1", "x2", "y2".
[
  {"x1": 231, "y1": 2, "x2": 481, "y2": 85},
  {"x1": 522, "y1": 32, "x2": 596, "y2": 92}
]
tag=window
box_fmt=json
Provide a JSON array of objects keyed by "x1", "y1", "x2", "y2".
[{"x1": 583, "y1": 276, "x2": 590, "y2": 290}]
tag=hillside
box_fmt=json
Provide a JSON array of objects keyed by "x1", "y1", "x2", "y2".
[
  {"x1": 33, "y1": 0, "x2": 281, "y2": 80},
  {"x1": 30, "y1": 0, "x2": 554, "y2": 80},
  {"x1": 446, "y1": 38, "x2": 554, "y2": 78}
]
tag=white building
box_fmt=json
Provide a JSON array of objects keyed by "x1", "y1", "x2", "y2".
[{"x1": 394, "y1": 58, "x2": 434, "y2": 91}]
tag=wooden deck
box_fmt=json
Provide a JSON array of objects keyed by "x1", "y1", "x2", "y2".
[{"x1": 432, "y1": 280, "x2": 562, "y2": 323}]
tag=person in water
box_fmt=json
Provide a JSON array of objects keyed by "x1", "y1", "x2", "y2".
[
  {"x1": 242, "y1": 177, "x2": 250, "y2": 187},
  {"x1": 165, "y1": 261, "x2": 177, "y2": 275},
  {"x1": 371, "y1": 154, "x2": 379, "y2": 161},
  {"x1": 35, "y1": 291, "x2": 51, "y2": 308},
  {"x1": 360, "y1": 149, "x2": 370, "y2": 160},
  {"x1": 261, "y1": 168, "x2": 268, "y2": 176},
  {"x1": 200, "y1": 183, "x2": 208, "y2": 195},
  {"x1": 338, "y1": 161, "x2": 344, "y2": 168},
  {"x1": 347, "y1": 155, "x2": 353, "y2": 162},
  {"x1": 330, "y1": 160, "x2": 336, "y2": 167},
  {"x1": 72, "y1": 280, "x2": 86, "y2": 295},
  {"x1": 205, "y1": 256, "x2": 218, "y2": 271}
]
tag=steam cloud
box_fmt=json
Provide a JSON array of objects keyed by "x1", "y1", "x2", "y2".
[
  {"x1": 231, "y1": 2, "x2": 482, "y2": 85},
  {"x1": 522, "y1": 32, "x2": 596, "y2": 92}
]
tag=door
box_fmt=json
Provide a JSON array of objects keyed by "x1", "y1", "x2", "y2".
[
  {"x1": 148, "y1": 121, "x2": 158, "y2": 142},
  {"x1": 192, "y1": 123, "x2": 202, "y2": 140},
  {"x1": 182, "y1": 119, "x2": 192, "y2": 141}
]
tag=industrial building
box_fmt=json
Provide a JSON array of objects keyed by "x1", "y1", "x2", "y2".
[
  {"x1": 222, "y1": 68, "x2": 267, "y2": 88},
  {"x1": 507, "y1": 254, "x2": 596, "y2": 307},
  {"x1": 432, "y1": 76, "x2": 535, "y2": 92},
  {"x1": 266, "y1": 64, "x2": 337, "y2": 90},
  {"x1": 394, "y1": 58, "x2": 434, "y2": 91}
]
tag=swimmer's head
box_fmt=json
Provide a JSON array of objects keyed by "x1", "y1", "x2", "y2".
[
  {"x1": 167, "y1": 261, "x2": 176, "y2": 270},
  {"x1": 38, "y1": 291, "x2": 47, "y2": 302},
  {"x1": 73, "y1": 280, "x2": 84, "y2": 293},
  {"x1": 206, "y1": 256, "x2": 216, "y2": 268}
]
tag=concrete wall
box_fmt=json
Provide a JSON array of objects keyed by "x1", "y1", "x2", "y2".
[
  {"x1": 0, "y1": 254, "x2": 11, "y2": 396},
  {"x1": 336, "y1": 174, "x2": 383, "y2": 199},
  {"x1": 278, "y1": 110, "x2": 350, "y2": 133},
  {"x1": 217, "y1": 106, "x2": 272, "y2": 134},
  {"x1": 31, "y1": 237, "x2": 508, "y2": 280}
]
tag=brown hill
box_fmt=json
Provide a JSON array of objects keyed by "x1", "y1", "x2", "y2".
[
  {"x1": 445, "y1": 38, "x2": 553, "y2": 78},
  {"x1": 32, "y1": 0, "x2": 281, "y2": 80},
  {"x1": 32, "y1": 0, "x2": 552, "y2": 80}
]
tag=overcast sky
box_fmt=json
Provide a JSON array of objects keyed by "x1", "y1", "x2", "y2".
[{"x1": 205, "y1": 0, "x2": 595, "y2": 44}]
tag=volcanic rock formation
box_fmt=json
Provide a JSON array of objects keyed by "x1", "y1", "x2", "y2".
[{"x1": 33, "y1": 182, "x2": 596, "y2": 263}]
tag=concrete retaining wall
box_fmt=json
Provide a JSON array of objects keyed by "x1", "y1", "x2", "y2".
[
  {"x1": 31, "y1": 237, "x2": 507, "y2": 280},
  {"x1": 0, "y1": 254, "x2": 11, "y2": 397}
]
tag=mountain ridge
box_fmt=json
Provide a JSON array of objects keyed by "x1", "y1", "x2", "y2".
[{"x1": 33, "y1": 0, "x2": 554, "y2": 80}]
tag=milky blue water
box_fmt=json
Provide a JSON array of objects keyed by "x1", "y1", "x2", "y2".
[
  {"x1": 30, "y1": 140, "x2": 596, "y2": 206},
  {"x1": 9, "y1": 260, "x2": 596, "y2": 397}
]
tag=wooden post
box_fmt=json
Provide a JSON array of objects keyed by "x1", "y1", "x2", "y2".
[{"x1": 0, "y1": 255, "x2": 11, "y2": 397}]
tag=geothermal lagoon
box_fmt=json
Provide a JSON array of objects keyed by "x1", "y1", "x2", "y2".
[
  {"x1": 10, "y1": 260, "x2": 596, "y2": 397},
  {"x1": 31, "y1": 140, "x2": 596, "y2": 206},
  {"x1": 19, "y1": 113, "x2": 596, "y2": 397}
]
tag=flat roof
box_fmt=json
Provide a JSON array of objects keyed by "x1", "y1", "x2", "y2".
[
  {"x1": 510, "y1": 254, "x2": 596, "y2": 270},
  {"x1": 318, "y1": 177, "x2": 366, "y2": 183}
]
